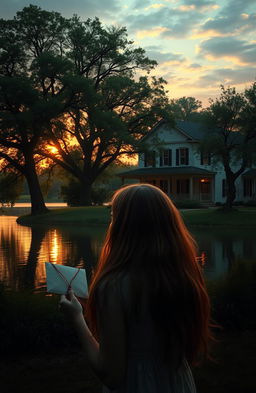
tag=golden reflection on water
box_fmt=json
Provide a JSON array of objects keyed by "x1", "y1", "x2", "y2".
[
  {"x1": 0, "y1": 216, "x2": 31, "y2": 290},
  {"x1": 0, "y1": 216, "x2": 102, "y2": 292},
  {"x1": 50, "y1": 229, "x2": 59, "y2": 262},
  {"x1": 2, "y1": 215, "x2": 256, "y2": 291}
]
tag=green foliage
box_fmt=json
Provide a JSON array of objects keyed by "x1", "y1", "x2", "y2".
[
  {"x1": 61, "y1": 179, "x2": 110, "y2": 206},
  {"x1": 169, "y1": 96, "x2": 202, "y2": 121},
  {"x1": 199, "y1": 84, "x2": 256, "y2": 209},
  {"x1": 0, "y1": 5, "x2": 173, "y2": 206},
  {"x1": 0, "y1": 173, "x2": 24, "y2": 206}
]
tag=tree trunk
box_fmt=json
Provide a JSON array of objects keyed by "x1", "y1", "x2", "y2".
[
  {"x1": 79, "y1": 181, "x2": 93, "y2": 206},
  {"x1": 225, "y1": 174, "x2": 236, "y2": 210},
  {"x1": 24, "y1": 152, "x2": 48, "y2": 215}
]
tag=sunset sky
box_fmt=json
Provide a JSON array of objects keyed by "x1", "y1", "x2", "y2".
[{"x1": 1, "y1": 0, "x2": 256, "y2": 106}]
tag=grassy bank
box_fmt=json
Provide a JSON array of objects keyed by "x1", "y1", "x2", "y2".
[
  {"x1": 17, "y1": 206, "x2": 256, "y2": 227},
  {"x1": 182, "y1": 207, "x2": 256, "y2": 228},
  {"x1": 17, "y1": 206, "x2": 111, "y2": 226}
]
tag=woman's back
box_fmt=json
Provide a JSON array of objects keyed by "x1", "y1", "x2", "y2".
[{"x1": 102, "y1": 274, "x2": 197, "y2": 393}]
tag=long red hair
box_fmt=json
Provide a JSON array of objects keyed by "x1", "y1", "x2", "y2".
[{"x1": 86, "y1": 184, "x2": 214, "y2": 368}]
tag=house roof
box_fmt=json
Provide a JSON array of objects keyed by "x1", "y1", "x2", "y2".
[
  {"x1": 118, "y1": 166, "x2": 216, "y2": 178},
  {"x1": 175, "y1": 120, "x2": 210, "y2": 140},
  {"x1": 142, "y1": 120, "x2": 211, "y2": 142},
  {"x1": 242, "y1": 169, "x2": 256, "y2": 177},
  {"x1": 142, "y1": 119, "x2": 244, "y2": 143}
]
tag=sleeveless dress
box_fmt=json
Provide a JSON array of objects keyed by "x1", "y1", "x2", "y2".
[{"x1": 102, "y1": 276, "x2": 197, "y2": 393}]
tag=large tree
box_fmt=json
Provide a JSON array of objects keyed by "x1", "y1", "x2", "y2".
[
  {"x1": 0, "y1": 6, "x2": 172, "y2": 208},
  {"x1": 0, "y1": 6, "x2": 68, "y2": 214},
  {"x1": 37, "y1": 16, "x2": 172, "y2": 205},
  {"x1": 169, "y1": 96, "x2": 202, "y2": 121},
  {"x1": 200, "y1": 84, "x2": 256, "y2": 210}
]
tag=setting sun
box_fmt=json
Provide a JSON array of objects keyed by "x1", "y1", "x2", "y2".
[{"x1": 47, "y1": 145, "x2": 59, "y2": 154}]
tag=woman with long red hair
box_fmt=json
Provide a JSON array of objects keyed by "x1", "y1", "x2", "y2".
[{"x1": 60, "y1": 184, "x2": 214, "y2": 392}]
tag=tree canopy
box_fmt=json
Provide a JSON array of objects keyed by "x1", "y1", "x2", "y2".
[
  {"x1": 169, "y1": 96, "x2": 202, "y2": 121},
  {"x1": 200, "y1": 84, "x2": 256, "y2": 209},
  {"x1": 0, "y1": 5, "x2": 173, "y2": 209}
]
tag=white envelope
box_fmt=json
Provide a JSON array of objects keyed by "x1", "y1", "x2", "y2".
[{"x1": 45, "y1": 262, "x2": 88, "y2": 298}]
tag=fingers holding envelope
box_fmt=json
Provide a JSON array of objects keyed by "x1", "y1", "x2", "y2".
[{"x1": 59, "y1": 290, "x2": 83, "y2": 319}]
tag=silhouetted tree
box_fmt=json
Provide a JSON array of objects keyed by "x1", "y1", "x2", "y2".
[
  {"x1": 169, "y1": 96, "x2": 202, "y2": 121},
  {"x1": 200, "y1": 84, "x2": 256, "y2": 210}
]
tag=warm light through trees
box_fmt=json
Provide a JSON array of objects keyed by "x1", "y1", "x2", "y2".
[{"x1": 0, "y1": 6, "x2": 173, "y2": 209}]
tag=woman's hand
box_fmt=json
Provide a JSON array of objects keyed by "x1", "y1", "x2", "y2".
[{"x1": 59, "y1": 289, "x2": 83, "y2": 320}]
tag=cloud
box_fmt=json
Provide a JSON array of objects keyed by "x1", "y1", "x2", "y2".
[
  {"x1": 133, "y1": 0, "x2": 152, "y2": 9},
  {"x1": 136, "y1": 27, "x2": 169, "y2": 39},
  {"x1": 197, "y1": 0, "x2": 256, "y2": 37},
  {"x1": 198, "y1": 37, "x2": 256, "y2": 65},
  {"x1": 126, "y1": 5, "x2": 205, "y2": 39},
  {"x1": 145, "y1": 3, "x2": 166, "y2": 10},
  {"x1": 188, "y1": 63, "x2": 202, "y2": 68},
  {"x1": 144, "y1": 47, "x2": 186, "y2": 63},
  {"x1": 195, "y1": 66, "x2": 256, "y2": 88},
  {"x1": 181, "y1": 0, "x2": 219, "y2": 11},
  {"x1": 0, "y1": 0, "x2": 122, "y2": 20}
]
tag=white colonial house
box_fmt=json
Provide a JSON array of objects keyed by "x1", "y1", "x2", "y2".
[{"x1": 118, "y1": 120, "x2": 256, "y2": 204}]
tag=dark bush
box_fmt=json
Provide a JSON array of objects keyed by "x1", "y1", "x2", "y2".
[
  {"x1": 244, "y1": 200, "x2": 256, "y2": 207},
  {"x1": 233, "y1": 200, "x2": 244, "y2": 206},
  {"x1": 174, "y1": 199, "x2": 203, "y2": 209},
  {"x1": 61, "y1": 180, "x2": 110, "y2": 206}
]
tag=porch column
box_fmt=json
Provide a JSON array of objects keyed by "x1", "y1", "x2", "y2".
[
  {"x1": 189, "y1": 177, "x2": 193, "y2": 200},
  {"x1": 211, "y1": 176, "x2": 214, "y2": 202}
]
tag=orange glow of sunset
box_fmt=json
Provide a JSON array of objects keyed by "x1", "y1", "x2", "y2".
[{"x1": 47, "y1": 145, "x2": 59, "y2": 154}]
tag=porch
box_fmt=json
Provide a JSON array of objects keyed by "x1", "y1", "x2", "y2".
[{"x1": 118, "y1": 166, "x2": 216, "y2": 203}]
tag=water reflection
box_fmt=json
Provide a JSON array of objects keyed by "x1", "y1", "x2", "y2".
[
  {"x1": 193, "y1": 228, "x2": 256, "y2": 280},
  {"x1": 0, "y1": 217, "x2": 104, "y2": 292},
  {"x1": 0, "y1": 216, "x2": 256, "y2": 292}
]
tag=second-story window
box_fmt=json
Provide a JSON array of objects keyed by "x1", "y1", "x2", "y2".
[
  {"x1": 144, "y1": 151, "x2": 156, "y2": 167},
  {"x1": 160, "y1": 149, "x2": 172, "y2": 166},
  {"x1": 176, "y1": 148, "x2": 189, "y2": 165},
  {"x1": 200, "y1": 152, "x2": 211, "y2": 165}
]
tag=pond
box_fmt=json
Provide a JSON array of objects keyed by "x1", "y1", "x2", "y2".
[{"x1": 1, "y1": 214, "x2": 256, "y2": 293}]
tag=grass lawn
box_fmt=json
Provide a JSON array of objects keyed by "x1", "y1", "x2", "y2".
[
  {"x1": 16, "y1": 206, "x2": 111, "y2": 226},
  {"x1": 17, "y1": 206, "x2": 256, "y2": 228},
  {"x1": 181, "y1": 207, "x2": 256, "y2": 227}
]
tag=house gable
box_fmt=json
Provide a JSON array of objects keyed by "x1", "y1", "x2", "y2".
[{"x1": 142, "y1": 121, "x2": 196, "y2": 145}]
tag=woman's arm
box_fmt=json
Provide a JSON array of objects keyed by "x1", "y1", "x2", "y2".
[{"x1": 59, "y1": 285, "x2": 127, "y2": 389}]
